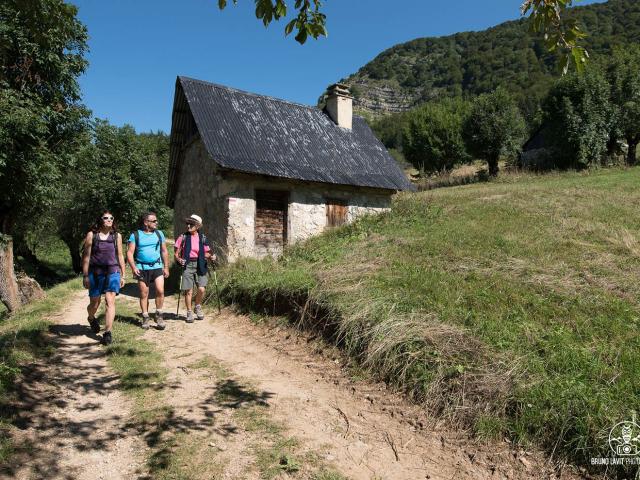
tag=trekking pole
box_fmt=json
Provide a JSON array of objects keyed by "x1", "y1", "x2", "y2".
[
  {"x1": 206, "y1": 258, "x2": 222, "y2": 314},
  {"x1": 213, "y1": 268, "x2": 221, "y2": 314},
  {"x1": 176, "y1": 262, "x2": 184, "y2": 318}
]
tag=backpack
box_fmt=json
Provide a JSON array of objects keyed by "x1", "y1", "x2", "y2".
[
  {"x1": 132, "y1": 229, "x2": 163, "y2": 266},
  {"x1": 177, "y1": 232, "x2": 207, "y2": 259},
  {"x1": 87, "y1": 231, "x2": 118, "y2": 274},
  {"x1": 90, "y1": 231, "x2": 117, "y2": 258}
]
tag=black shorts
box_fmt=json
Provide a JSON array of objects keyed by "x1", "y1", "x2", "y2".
[{"x1": 135, "y1": 268, "x2": 163, "y2": 286}]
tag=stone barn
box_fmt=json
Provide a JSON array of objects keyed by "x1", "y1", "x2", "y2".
[{"x1": 166, "y1": 77, "x2": 413, "y2": 261}]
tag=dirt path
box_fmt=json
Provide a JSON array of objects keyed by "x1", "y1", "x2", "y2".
[
  {"x1": 4, "y1": 291, "x2": 145, "y2": 480},
  {"x1": 3, "y1": 288, "x2": 579, "y2": 480},
  {"x1": 132, "y1": 292, "x2": 571, "y2": 480}
]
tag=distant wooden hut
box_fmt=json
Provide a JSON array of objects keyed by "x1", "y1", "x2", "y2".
[{"x1": 519, "y1": 126, "x2": 552, "y2": 170}]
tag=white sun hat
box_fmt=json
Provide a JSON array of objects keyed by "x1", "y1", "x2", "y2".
[{"x1": 185, "y1": 214, "x2": 203, "y2": 226}]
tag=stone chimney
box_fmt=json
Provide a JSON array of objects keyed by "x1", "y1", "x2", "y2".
[{"x1": 325, "y1": 83, "x2": 353, "y2": 130}]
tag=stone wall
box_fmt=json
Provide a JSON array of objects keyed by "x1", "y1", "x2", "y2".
[
  {"x1": 173, "y1": 140, "x2": 392, "y2": 262},
  {"x1": 219, "y1": 173, "x2": 391, "y2": 261},
  {"x1": 172, "y1": 138, "x2": 228, "y2": 259}
]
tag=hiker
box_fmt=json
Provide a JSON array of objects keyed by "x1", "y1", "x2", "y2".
[
  {"x1": 174, "y1": 214, "x2": 216, "y2": 323},
  {"x1": 127, "y1": 211, "x2": 170, "y2": 330},
  {"x1": 82, "y1": 210, "x2": 126, "y2": 345}
]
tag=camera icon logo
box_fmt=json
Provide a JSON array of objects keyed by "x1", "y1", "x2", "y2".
[{"x1": 610, "y1": 420, "x2": 640, "y2": 457}]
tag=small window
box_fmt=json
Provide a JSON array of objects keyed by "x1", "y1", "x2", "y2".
[{"x1": 326, "y1": 199, "x2": 348, "y2": 228}]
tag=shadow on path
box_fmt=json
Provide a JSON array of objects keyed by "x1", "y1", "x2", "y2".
[
  {"x1": 138, "y1": 380, "x2": 274, "y2": 478},
  {"x1": 2, "y1": 304, "x2": 274, "y2": 480}
]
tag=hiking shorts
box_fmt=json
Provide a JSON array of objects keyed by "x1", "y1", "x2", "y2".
[
  {"x1": 135, "y1": 268, "x2": 164, "y2": 286},
  {"x1": 181, "y1": 261, "x2": 208, "y2": 290},
  {"x1": 89, "y1": 272, "x2": 121, "y2": 298}
]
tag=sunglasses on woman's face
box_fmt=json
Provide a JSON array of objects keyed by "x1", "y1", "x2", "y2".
[
  {"x1": 102, "y1": 216, "x2": 114, "y2": 221},
  {"x1": 186, "y1": 223, "x2": 196, "y2": 228}
]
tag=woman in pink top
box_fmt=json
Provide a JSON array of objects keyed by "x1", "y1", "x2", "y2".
[{"x1": 174, "y1": 214, "x2": 215, "y2": 323}]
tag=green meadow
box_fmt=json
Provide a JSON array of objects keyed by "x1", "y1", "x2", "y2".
[{"x1": 219, "y1": 167, "x2": 640, "y2": 467}]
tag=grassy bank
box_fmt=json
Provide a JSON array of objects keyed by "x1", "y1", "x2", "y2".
[
  {"x1": 219, "y1": 167, "x2": 640, "y2": 472},
  {"x1": 0, "y1": 278, "x2": 81, "y2": 464}
]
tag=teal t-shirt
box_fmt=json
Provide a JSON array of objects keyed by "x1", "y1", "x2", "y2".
[{"x1": 129, "y1": 230, "x2": 165, "y2": 270}]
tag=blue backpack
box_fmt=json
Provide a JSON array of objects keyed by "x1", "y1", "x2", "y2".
[{"x1": 131, "y1": 230, "x2": 163, "y2": 266}]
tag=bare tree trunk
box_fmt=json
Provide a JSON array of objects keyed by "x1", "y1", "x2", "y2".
[
  {"x1": 628, "y1": 141, "x2": 638, "y2": 167},
  {"x1": 487, "y1": 157, "x2": 499, "y2": 177},
  {"x1": 64, "y1": 239, "x2": 82, "y2": 274},
  {"x1": 0, "y1": 236, "x2": 22, "y2": 313}
]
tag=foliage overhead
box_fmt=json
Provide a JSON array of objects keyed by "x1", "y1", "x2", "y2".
[
  {"x1": 218, "y1": 0, "x2": 590, "y2": 62},
  {"x1": 521, "y1": 0, "x2": 588, "y2": 74},
  {"x1": 217, "y1": 0, "x2": 327, "y2": 44},
  {"x1": 463, "y1": 88, "x2": 526, "y2": 176},
  {"x1": 0, "y1": 0, "x2": 89, "y2": 234}
]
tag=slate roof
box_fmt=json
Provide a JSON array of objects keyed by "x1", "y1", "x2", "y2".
[{"x1": 167, "y1": 76, "x2": 414, "y2": 206}]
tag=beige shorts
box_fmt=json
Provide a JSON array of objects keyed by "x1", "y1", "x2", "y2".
[{"x1": 181, "y1": 261, "x2": 208, "y2": 290}]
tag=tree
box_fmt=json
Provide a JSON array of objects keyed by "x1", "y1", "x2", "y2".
[
  {"x1": 0, "y1": 0, "x2": 89, "y2": 312},
  {"x1": 463, "y1": 88, "x2": 526, "y2": 176},
  {"x1": 402, "y1": 98, "x2": 470, "y2": 174},
  {"x1": 57, "y1": 121, "x2": 172, "y2": 273},
  {"x1": 607, "y1": 47, "x2": 640, "y2": 166},
  {"x1": 542, "y1": 69, "x2": 613, "y2": 169},
  {"x1": 370, "y1": 112, "x2": 410, "y2": 151}
]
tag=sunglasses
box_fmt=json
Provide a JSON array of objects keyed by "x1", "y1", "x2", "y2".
[
  {"x1": 148, "y1": 219, "x2": 158, "y2": 223},
  {"x1": 186, "y1": 223, "x2": 196, "y2": 228},
  {"x1": 102, "y1": 216, "x2": 114, "y2": 221}
]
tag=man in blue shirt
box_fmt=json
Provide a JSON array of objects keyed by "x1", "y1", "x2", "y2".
[{"x1": 126, "y1": 211, "x2": 170, "y2": 330}]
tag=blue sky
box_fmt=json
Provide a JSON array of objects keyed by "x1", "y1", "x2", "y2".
[{"x1": 72, "y1": 0, "x2": 603, "y2": 133}]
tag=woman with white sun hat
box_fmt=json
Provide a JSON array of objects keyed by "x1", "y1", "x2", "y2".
[{"x1": 174, "y1": 214, "x2": 216, "y2": 323}]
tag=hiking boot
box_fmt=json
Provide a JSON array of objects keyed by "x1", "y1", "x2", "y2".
[
  {"x1": 194, "y1": 304, "x2": 204, "y2": 321},
  {"x1": 88, "y1": 316, "x2": 100, "y2": 334},
  {"x1": 102, "y1": 331, "x2": 113, "y2": 345},
  {"x1": 156, "y1": 311, "x2": 166, "y2": 330},
  {"x1": 185, "y1": 310, "x2": 194, "y2": 323},
  {"x1": 141, "y1": 314, "x2": 151, "y2": 330}
]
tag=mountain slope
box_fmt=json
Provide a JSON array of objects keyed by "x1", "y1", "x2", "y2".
[{"x1": 341, "y1": 0, "x2": 640, "y2": 116}]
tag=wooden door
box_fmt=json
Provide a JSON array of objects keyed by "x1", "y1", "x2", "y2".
[
  {"x1": 326, "y1": 199, "x2": 348, "y2": 228},
  {"x1": 255, "y1": 190, "x2": 288, "y2": 256}
]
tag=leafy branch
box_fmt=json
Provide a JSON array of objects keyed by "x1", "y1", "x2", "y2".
[
  {"x1": 218, "y1": 0, "x2": 327, "y2": 44},
  {"x1": 521, "y1": 0, "x2": 588, "y2": 74}
]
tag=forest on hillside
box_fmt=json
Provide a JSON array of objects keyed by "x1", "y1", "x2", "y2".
[
  {"x1": 345, "y1": 0, "x2": 640, "y2": 117},
  {"x1": 357, "y1": 1, "x2": 640, "y2": 180}
]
